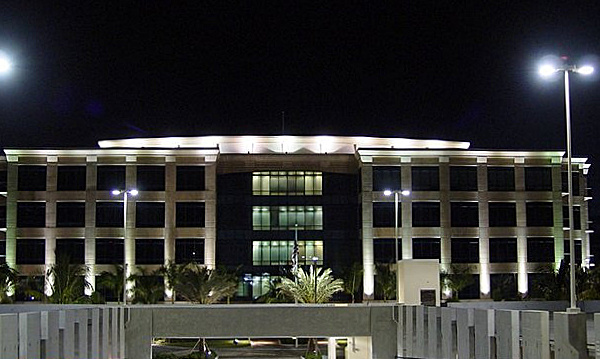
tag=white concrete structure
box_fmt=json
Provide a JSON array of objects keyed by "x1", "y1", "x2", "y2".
[{"x1": 396, "y1": 259, "x2": 440, "y2": 306}]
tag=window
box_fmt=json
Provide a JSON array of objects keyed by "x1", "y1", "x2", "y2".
[
  {"x1": 252, "y1": 206, "x2": 323, "y2": 230},
  {"x1": 413, "y1": 238, "x2": 441, "y2": 260},
  {"x1": 136, "y1": 166, "x2": 165, "y2": 191},
  {"x1": 176, "y1": 202, "x2": 205, "y2": 227},
  {"x1": 489, "y1": 238, "x2": 517, "y2": 263},
  {"x1": 450, "y1": 166, "x2": 478, "y2": 191},
  {"x1": 564, "y1": 239, "x2": 582, "y2": 264},
  {"x1": 450, "y1": 202, "x2": 479, "y2": 227},
  {"x1": 373, "y1": 167, "x2": 401, "y2": 192},
  {"x1": 176, "y1": 238, "x2": 204, "y2": 263},
  {"x1": 526, "y1": 202, "x2": 554, "y2": 227},
  {"x1": 56, "y1": 202, "x2": 85, "y2": 227},
  {"x1": 451, "y1": 238, "x2": 479, "y2": 263},
  {"x1": 176, "y1": 166, "x2": 205, "y2": 191},
  {"x1": 411, "y1": 167, "x2": 439, "y2": 191},
  {"x1": 18, "y1": 166, "x2": 46, "y2": 191},
  {"x1": 458, "y1": 274, "x2": 480, "y2": 299},
  {"x1": 489, "y1": 203, "x2": 516, "y2": 227},
  {"x1": 96, "y1": 202, "x2": 123, "y2": 227},
  {"x1": 252, "y1": 240, "x2": 323, "y2": 266},
  {"x1": 491, "y1": 274, "x2": 517, "y2": 300},
  {"x1": 527, "y1": 237, "x2": 555, "y2": 262},
  {"x1": 562, "y1": 171, "x2": 581, "y2": 195},
  {"x1": 252, "y1": 171, "x2": 323, "y2": 195},
  {"x1": 135, "y1": 238, "x2": 164, "y2": 264},
  {"x1": 56, "y1": 239, "x2": 85, "y2": 264},
  {"x1": 563, "y1": 206, "x2": 582, "y2": 230},
  {"x1": 136, "y1": 202, "x2": 165, "y2": 228},
  {"x1": 0, "y1": 206, "x2": 5, "y2": 228},
  {"x1": 0, "y1": 239, "x2": 5, "y2": 263},
  {"x1": 16, "y1": 239, "x2": 45, "y2": 264},
  {"x1": 373, "y1": 202, "x2": 400, "y2": 227},
  {"x1": 57, "y1": 166, "x2": 86, "y2": 191},
  {"x1": 17, "y1": 202, "x2": 46, "y2": 228},
  {"x1": 373, "y1": 238, "x2": 401, "y2": 263},
  {"x1": 96, "y1": 238, "x2": 124, "y2": 264},
  {"x1": 412, "y1": 202, "x2": 440, "y2": 227},
  {"x1": 96, "y1": 166, "x2": 125, "y2": 191},
  {"x1": 487, "y1": 167, "x2": 515, "y2": 191},
  {"x1": 0, "y1": 170, "x2": 6, "y2": 192},
  {"x1": 525, "y1": 167, "x2": 552, "y2": 191}
]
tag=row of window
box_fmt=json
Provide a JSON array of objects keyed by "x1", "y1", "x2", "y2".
[
  {"x1": 252, "y1": 206, "x2": 323, "y2": 230},
  {"x1": 15, "y1": 202, "x2": 205, "y2": 228},
  {"x1": 252, "y1": 240, "x2": 323, "y2": 266},
  {"x1": 15, "y1": 238, "x2": 204, "y2": 264},
  {"x1": 373, "y1": 166, "x2": 581, "y2": 193},
  {"x1": 373, "y1": 237, "x2": 580, "y2": 263},
  {"x1": 252, "y1": 171, "x2": 323, "y2": 196},
  {"x1": 13, "y1": 165, "x2": 205, "y2": 192},
  {"x1": 373, "y1": 202, "x2": 582, "y2": 228}
]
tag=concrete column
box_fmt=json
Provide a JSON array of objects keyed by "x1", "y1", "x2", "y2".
[
  {"x1": 414, "y1": 305, "x2": 425, "y2": 358},
  {"x1": 5, "y1": 161, "x2": 18, "y2": 269},
  {"x1": 327, "y1": 337, "x2": 337, "y2": 359},
  {"x1": 42, "y1": 311, "x2": 60, "y2": 359},
  {"x1": 204, "y1": 164, "x2": 217, "y2": 269},
  {"x1": 495, "y1": 310, "x2": 519, "y2": 359},
  {"x1": 125, "y1": 308, "x2": 152, "y2": 359},
  {"x1": 119, "y1": 307, "x2": 125, "y2": 359},
  {"x1": 396, "y1": 305, "x2": 405, "y2": 357},
  {"x1": 361, "y1": 161, "x2": 375, "y2": 300},
  {"x1": 478, "y1": 157, "x2": 490, "y2": 298},
  {"x1": 370, "y1": 306, "x2": 397, "y2": 359},
  {"x1": 164, "y1": 158, "x2": 176, "y2": 300},
  {"x1": 427, "y1": 306, "x2": 440, "y2": 359},
  {"x1": 0, "y1": 313, "x2": 18, "y2": 358},
  {"x1": 474, "y1": 309, "x2": 494, "y2": 359},
  {"x1": 554, "y1": 312, "x2": 587, "y2": 359},
  {"x1": 405, "y1": 305, "x2": 414, "y2": 356},
  {"x1": 440, "y1": 307, "x2": 455, "y2": 359},
  {"x1": 61, "y1": 310, "x2": 76, "y2": 359},
  {"x1": 100, "y1": 308, "x2": 109, "y2": 359},
  {"x1": 76, "y1": 309, "x2": 89, "y2": 359},
  {"x1": 401, "y1": 159, "x2": 412, "y2": 260},
  {"x1": 85, "y1": 159, "x2": 98, "y2": 292},
  {"x1": 456, "y1": 308, "x2": 473, "y2": 359},
  {"x1": 125, "y1": 158, "x2": 137, "y2": 300},
  {"x1": 19, "y1": 311, "x2": 41, "y2": 359},
  {"x1": 521, "y1": 310, "x2": 550, "y2": 359},
  {"x1": 552, "y1": 161, "x2": 566, "y2": 269},
  {"x1": 439, "y1": 158, "x2": 451, "y2": 271},
  {"x1": 110, "y1": 308, "x2": 119, "y2": 359},
  {"x1": 45, "y1": 159, "x2": 58, "y2": 297},
  {"x1": 345, "y1": 337, "x2": 370, "y2": 359},
  {"x1": 90, "y1": 309, "x2": 100, "y2": 359},
  {"x1": 515, "y1": 159, "x2": 528, "y2": 294}
]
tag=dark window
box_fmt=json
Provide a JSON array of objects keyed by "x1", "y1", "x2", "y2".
[
  {"x1": 563, "y1": 206, "x2": 582, "y2": 230},
  {"x1": 176, "y1": 166, "x2": 205, "y2": 191},
  {"x1": 373, "y1": 202, "x2": 400, "y2": 227},
  {"x1": 527, "y1": 237, "x2": 555, "y2": 262},
  {"x1": 451, "y1": 202, "x2": 479, "y2": 227},
  {"x1": 18, "y1": 166, "x2": 46, "y2": 191},
  {"x1": 373, "y1": 238, "x2": 401, "y2": 263},
  {"x1": 17, "y1": 202, "x2": 46, "y2": 228},
  {"x1": 412, "y1": 202, "x2": 440, "y2": 227},
  {"x1": 56, "y1": 239, "x2": 85, "y2": 264},
  {"x1": 373, "y1": 167, "x2": 402, "y2": 192},
  {"x1": 451, "y1": 238, "x2": 479, "y2": 263},
  {"x1": 135, "y1": 238, "x2": 164, "y2": 264},
  {"x1": 525, "y1": 167, "x2": 552, "y2": 191},
  {"x1": 489, "y1": 203, "x2": 516, "y2": 227},
  {"x1": 529, "y1": 273, "x2": 555, "y2": 298},
  {"x1": 136, "y1": 166, "x2": 165, "y2": 191},
  {"x1": 411, "y1": 167, "x2": 439, "y2": 191},
  {"x1": 563, "y1": 240, "x2": 582, "y2": 265},
  {"x1": 0, "y1": 240, "x2": 5, "y2": 263},
  {"x1": 0, "y1": 170, "x2": 6, "y2": 192},
  {"x1": 56, "y1": 202, "x2": 85, "y2": 227},
  {"x1": 562, "y1": 171, "x2": 581, "y2": 195},
  {"x1": 96, "y1": 166, "x2": 125, "y2": 191},
  {"x1": 491, "y1": 274, "x2": 517, "y2": 300},
  {"x1": 450, "y1": 166, "x2": 478, "y2": 191},
  {"x1": 458, "y1": 274, "x2": 480, "y2": 299},
  {"x1": 96, "y1": 202, "x2": 124, "y2": 227},
  {"x1": 136, "y1": 202, "x2": 165, "y2": 228},
  {"x1": 489, "y1": 238, "x2": 517, "y2": 263},
  {"x1": 96, "y1": 238, "x2": 124, "y2": 264},
  {"x1": 526, "y1": 202, "x2": 554, "y2": 227},
  {"x1": 16, "y1": 239, "x2": 45, "y2": 264},
  {"x1": 175, "y1": 238, "x2": 204, "y2": 263},
  {"x1": 176, "y1": 202, "x2": 205, "y2": 227},
  {"x1": 0, "y1": 206, "x2": 5, "y2": 228},
  {"x1": 57, "y1": 166, "x2": 86, "y2": 191},
  {"x1": 488, "y1": 167, "x2": 515, "y2": 191},
  {"x1": 413, "y1": 238, "x2": 441, "y2": 260}
]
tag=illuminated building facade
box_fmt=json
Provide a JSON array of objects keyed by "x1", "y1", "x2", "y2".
[{"x1": 0, "y1": 135, "x2": 592, "y2": 300}]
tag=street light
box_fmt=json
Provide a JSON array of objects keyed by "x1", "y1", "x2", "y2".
[
  {"x1": 0, "y1": 52, "x2": 11, "y2": 74},
  {"x1": 539, "y1": 59, "x2": 594, "y2": 312},
  {"x1": 112, "y1": 189, "x2": 138, "y2": 305},
  {"x1": 383, "y1": 189, "x2": 411, "y2": 265}
]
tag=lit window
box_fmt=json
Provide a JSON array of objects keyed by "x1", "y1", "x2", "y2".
[
  {"x1": 252, "y1": 240, "x2": 323, "y2": 266},
  {"x1": 252, "y1": 171, "x2": 322, "y2": 196}
]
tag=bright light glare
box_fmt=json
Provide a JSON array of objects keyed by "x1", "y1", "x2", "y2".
[
  {"x1": 539, "y1": 65, "x2": 557, "y2": 77},
  {"x1": 383, "y1": 190, "x2": 392, "y2": 196},
  {"x1": 401, "y1": 190, "x2": 411, "y2": 196},
  {"x1": 129, "y1": 189, "x2": 139, "y2": 196},
  {"x1": 578, "y1": 65, "x2": 594, "y2": 75},
  {"x1": 0, "y1": 56, "x2": 11, "y2": 74},
  {"x1": 111, "y1": 189, "x2": 122, "y2": 195}
]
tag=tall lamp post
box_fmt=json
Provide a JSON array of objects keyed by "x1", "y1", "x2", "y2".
[
  {"x1": 539, "y1": 60, "x2": 594, "y2": 311},
  {"x1": 383, "y1": 189, "x2": 411, "y2": 265},
  {"x1": 311, "y1": 256, "x2": 319, "y2": 303},
  {"x1": 112, "y1": 189, "x2": 139, "y2": 305}
]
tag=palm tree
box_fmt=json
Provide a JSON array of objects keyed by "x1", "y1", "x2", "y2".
[
  {"x1": 441, "y1": 264, "x2": 474, "y2": 301},
  {"x1": 375, "y1": 263, "x2": 396, "y2": 301},
  {"x1": 255, "y1": 277, "x2": 289, "y2": 303},
  {"x1": 46, "y1": 254, "x2": 92, "y2": 304},
  {"x1": 0, "y1": 263, "x2": 18, "y2": 303},
  {"x1": 278, "y1": 267, "x2": 343, "y2": 304},
  {"x1": 159, "y1": 261, "x2": 189, "y2": 304},
  {"x1": 129, "y1": 267, "x2": 165, "y2": 304},
  {"x1": 97, "y1": 265, "x2": 125, "y2": 303},
  {"x1": 341, "y1": 262, "x2": 363, "y2": 303},
  {"x1": 174, "y1": 265, "x2": 238, "y2": 304}
]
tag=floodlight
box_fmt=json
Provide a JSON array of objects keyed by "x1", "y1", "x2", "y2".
[
  {"x1": 539, "y1": 65, "x2": 557, "y2": 77},
  {"x1": 578, "y1": 65, "x2": 594, "y2": 75}
]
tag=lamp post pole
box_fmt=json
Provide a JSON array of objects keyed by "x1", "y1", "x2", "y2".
[
  {"x1": 113, "y1": 189, "x2": 138, "y2": 305},
  {"x1": 312, "y1": 256, "x2": 319, "y2": 303},
  {"x1": 539, "y1": 61, "x2": 594, "y2": 312}
]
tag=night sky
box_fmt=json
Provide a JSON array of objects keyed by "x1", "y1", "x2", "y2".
[{"x1": 1, "y1": 2, "x2": 600, "y2": 213}]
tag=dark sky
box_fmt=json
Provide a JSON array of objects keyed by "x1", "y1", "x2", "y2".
[{"x1": 1, "y1": 2, "x2": 600, "y2": 209}]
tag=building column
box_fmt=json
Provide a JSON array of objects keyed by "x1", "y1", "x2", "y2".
[
  {"x1": 5, "y1": 159, "x2": 17, "y2": 273},
  {"x1": 439, "y1": 157, "x2": 451, "y2": 272},
  {"x1": 45, "y1": 156, "x2": 58, "y2": 297},
  {"x1": 551, "y1": 159, "x2": 565, "y2": 269},
  {"x1": 515, "y1": 158, "x2": 528, "y2": 294},
  {"x1": 478, "y1": 157, "x2": 491, "y2": 298},
  {"x1": 164, "y1": 157, "x2": 176, "y2": 299},
  {"x1": 125, "y1": 156, "x2": 137, "y2": 300},
  {"x1": 360, "y1": 160, "x2": 375, "y2": 300},
  {"x1": 204, "y1": 163, "x2": 217, "y2": 269},
  {"x1": 85, "y1": 157, "x2": 98, "y2": 293},
  {"x1": 401, "y1": 158, "x2": 412, "y2": 260}
]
